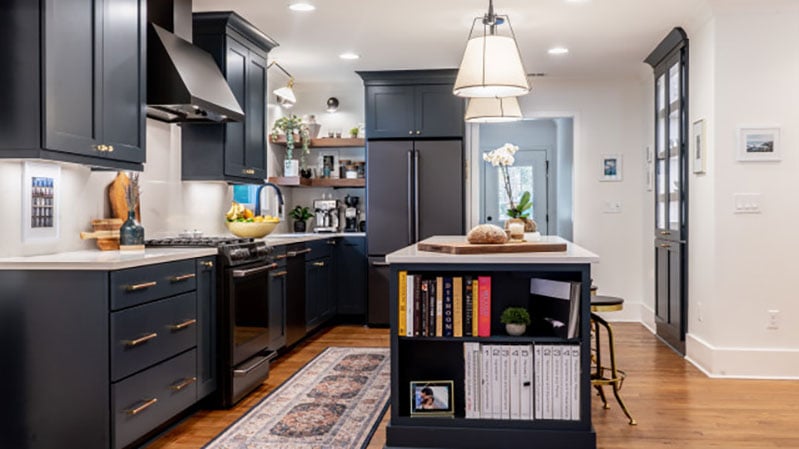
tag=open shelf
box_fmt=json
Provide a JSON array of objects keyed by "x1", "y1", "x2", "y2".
[
  {"x1": 270, "y1": 136, "x2": 365, "y2": 148},
  {"x1": 267, "y1": 176, "x2": 365, "y2": 188}
]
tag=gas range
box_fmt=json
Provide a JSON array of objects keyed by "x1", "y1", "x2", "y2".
[{"x1": 145, "y1": 236, "x2": 272, "y2": 267}]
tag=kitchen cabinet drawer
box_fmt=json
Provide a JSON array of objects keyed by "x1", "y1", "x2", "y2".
[
  {"x1": 111, "y1": 259, "x2": 197, "y2": 310},
  {"x1": 272, "y1": 245, "x2": 288, "y2": 266},
  {"x1": 111, "y1": 292, "x2": 197, "y2": 381},
  {"x1": 305, "y1": 238, "x2": 337, "y2": 261},
  {"x1": 112, "y1": 349, "x2": 197, "y2": 449}
]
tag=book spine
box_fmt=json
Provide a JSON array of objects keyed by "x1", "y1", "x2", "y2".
[
  {"x1": 398, "y1": 271, "x2": 407, "y2": 336},
  {"x1": 435, "y1": 277, "x2": 443, "y2": 337},
  {"x1": 552, "y1": 346, "x2": 563, "y2": 420},
  {"x1": 542, "y1": 345, "x2": 553, "y2": 419},
  {"x1": 472, "y1": 279, "x2": 479, "y2": 337},
  {"x1": 491, "y1": 346, "x2": 502, "y2": 419},
  {"x1": 562, "y1": 346, "x2": 572, "y2": 420},
  {"x1": 443, "y1": 278, "x2": 454, "y2": 337},
  {"x1": 510, "y1": 346, "x2": 521, "y2": 419},
  {"x1": 420, "y1": 280, "x2": 429, "y2": 337},
  {"x1": 478, "y1": 276, "x2": 491, "y2": 337},
  {"x1": 500, "y1": 346, "x2": 510, "y2": 420},
  {"x1": 428, "y1": 280, "x2": 436, "y2": 337},
  {"x1": 413, "y1": 275, "x2": 422, "y2": 336},
  {"x1": 534, "y1": 344, "x2": 543, "y2": 419},
  {"x1": 463, "y1": 276, "x2": 473, "y2": 337},
  {"x1": 571, "y1": 346, "x2": 581, "y2": 421},
  {"x1": 481, "y1": 345, "x2": 492, "y2": 418},
  {"x1": 406, "y1": 274, "x2": 414, "y2": 337},
  {"x1": 464, "y1": 342, "x2": 480, "y2": 418},
  {"x1": 520, "y1": 345, "x2": 533, "y2": 420},
  {"x1": 453, "y1": 277, "x2": 463, "y2": 337}
]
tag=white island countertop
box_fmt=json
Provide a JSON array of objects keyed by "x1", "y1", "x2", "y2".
[
  {"x1": 0, "y1": 247, "x2": 219, "y2": 271},
  {"x1": 262, "y1": 232, "x2": 365, "y2": 246},
  {"x1": 386, "y1": 235, "x2": 599, "y2": 265}
]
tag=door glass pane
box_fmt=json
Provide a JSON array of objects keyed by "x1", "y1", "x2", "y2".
[
  {"x1": 657, "y1": 159, "x2": 666, "y2": 229},
  {"x1": 497, "y1": 166, "x2": 533, "y2": 221},
  {"x1": 668, "y1": 63, "x2": 681, "y2": 231},
  {"x1": 657, "y1": 75, "x2": 666, "y2": 159}
]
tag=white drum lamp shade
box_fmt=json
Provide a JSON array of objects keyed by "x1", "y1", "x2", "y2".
[
  {"x1": 465, "y1": 97, "x2": 523, "y2": 123},
  {"x1": 454, "y1": 35, "x2": 530, "y2": 98}
]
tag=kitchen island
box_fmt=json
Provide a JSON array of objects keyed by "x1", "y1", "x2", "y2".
[{"x1": 383, "y1": 236, "x2": 598, "y2": 449}]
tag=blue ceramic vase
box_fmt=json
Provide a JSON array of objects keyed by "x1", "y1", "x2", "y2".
[{"x1": 119, "y1": 210, "x2": 144, "y2": 249}]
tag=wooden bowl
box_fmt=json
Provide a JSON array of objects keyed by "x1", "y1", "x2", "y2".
[{"x1": 225, "y1": 220, "x2": 278, "y2": 238}]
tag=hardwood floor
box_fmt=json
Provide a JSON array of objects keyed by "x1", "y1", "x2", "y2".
[{"x1": 148, "y1": 323, "x2": 799, "y2": 449}]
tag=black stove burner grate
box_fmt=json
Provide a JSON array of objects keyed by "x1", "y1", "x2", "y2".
[{"x1": 145, "y1": 236, "x2": 253, "y2": 248}]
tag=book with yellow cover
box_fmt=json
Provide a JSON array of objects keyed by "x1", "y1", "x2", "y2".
[
  {"x1": 472, "y1": 279, "x2": 479, "y2": 337},
  {"x1": 398, "y1": 271, "x2": 407, "y2": 336},
  {"x1": 453, "y1": 277, "x2": 463, "y2": 337}
]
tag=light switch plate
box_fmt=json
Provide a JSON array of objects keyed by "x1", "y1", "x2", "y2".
[
  {"x1": 603, "y1": 200, "x2": 622, "y2": 214},
  {"x1": 733, "y1": 193, "x2": 762, "y2": 214}
]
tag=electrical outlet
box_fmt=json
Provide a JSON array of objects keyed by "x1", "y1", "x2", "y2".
[{"x1": 767, "y1": 309, "x2": 780, "y2": 330}]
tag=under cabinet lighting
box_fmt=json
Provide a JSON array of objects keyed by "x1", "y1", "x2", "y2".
[
  {"x1": 339, "y1": 52, "x2": 360, "y2": 60},
  {"x1": 548, "y1": 47, "x2": 569, "y2": 55},
  {"x1": 289, "y1": 3, "x2": 315, "y2": 12}
]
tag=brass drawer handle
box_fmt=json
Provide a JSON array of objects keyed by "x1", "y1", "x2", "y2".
[
  {"x1": 169, "y1": 377, "x2": 197, "y2": 392},
  {"x1": 107, "y1": 145, "x2": 114, "y2": 152},
  {"x1": 95, "y1": 144, "x2": 109, "y2": 152},
  {"x1": 201, "y1": 261, "x2": 214, "y2": 268},
  {"x1": 313, "y1": 261, "x2": 325, "y2": 267},
  {"x1": 271, "y1": 270, "x2": 288, "y2": 278},
  {"x1": 171, "y1": 318, "x2": 197, "y2": 331},
  {"x1": 659, "y1": 243, "x2": 670, "y2": 248},
  {"x1": 287, "y1": 248, "x2": 312, "y2": 257},
  {"x1": 125, "y1": 398, "x2": 158, "y2": 415},
  {"x1": 170, "y1": 273, "x2": 196, "y2": 282},
  {"x1": 660, "y1": 231, "x2": 671, "y2": 235},
  {"x1": 125, "y1": 332, "x2": 158, "y2": 347},
  {"x1": 242, "y1": 168, "x2": 256, "y2": 175},
  {"x1": 275, "y1": 254, "x2": 288, "y2": 260},
  {"x1": 416, "y1": 130, "x2": 421, "y2": 135},
  {"x1": 126, "y1": 281, "x2": 157, "y2": 292}
]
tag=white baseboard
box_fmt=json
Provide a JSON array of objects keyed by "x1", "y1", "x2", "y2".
[{"x1": 686, "y1": 333, "x2": 799, "y2": 379}]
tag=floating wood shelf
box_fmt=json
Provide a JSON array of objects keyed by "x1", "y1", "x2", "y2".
[
  {"x1": 268, "y1": 176, "x2": 365, "y2": 188},
  {"x1": 270, "y1": 137, "x2": 365, "y2": 148}
]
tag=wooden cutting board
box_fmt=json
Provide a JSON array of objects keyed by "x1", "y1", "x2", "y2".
[
  {"x1": 108, "y1": 172, "x2": 140, "y2": 222},
  {"x1": 417, "y1": 240, "x2": 567, "y2": 254}
]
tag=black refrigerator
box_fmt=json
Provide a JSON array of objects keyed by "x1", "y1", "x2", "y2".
[{"x1": 366, "y1": 139, "x2": 464, "y2": 325}]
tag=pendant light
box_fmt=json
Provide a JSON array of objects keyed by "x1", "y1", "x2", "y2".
[
  {"x1": 464, "y1": 97, "x2": 522, "y2": 123},
  {"x1": 268, "y1": 61, "x2": 297, "y2": 108},
  {"x1": 453, "y1": 0, "x2": 530, "y2": 98}
]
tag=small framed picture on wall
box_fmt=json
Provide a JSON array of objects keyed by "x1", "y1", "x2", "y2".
[
  {"x1": 22, "y1": 162, "x2": 60, "y2": 242},
  {"x1": 600, "y1": 154, "x2": 623, "y2": 182},
  {"x1": 737, "y1": 127, "x2": 780, "y2": 162},
  {"x1": 410, "y1": 380, "x2": 454, "y2": 417},
  {"x1": 693, "y1": 119, "x2": 707, "y2": 173}
]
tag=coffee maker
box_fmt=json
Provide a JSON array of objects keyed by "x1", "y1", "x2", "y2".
[
  {"x1": 313, "y1": 199, "x2": 340, "y2": 232},
  {"x1": 343, "y1": 195, "x2": 361, "y2": 232}
]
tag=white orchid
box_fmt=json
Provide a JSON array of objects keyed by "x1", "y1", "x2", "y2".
[
  {"x1": 482, "y1": 143, "x2": 531, "y2": 218},
  {"x1": 482, "y1": 143, "x2": 519, "y2": 167}
]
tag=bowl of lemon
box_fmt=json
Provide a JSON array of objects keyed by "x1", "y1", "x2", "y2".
[{"x1": 225, "y1": 202, "x2": 280, "y2": 238}]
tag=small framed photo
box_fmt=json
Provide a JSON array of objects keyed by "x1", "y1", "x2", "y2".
[
  {"x1": 318, "y1": 151, "x2": 340, "y2": 178},
  {"x1": 410, "y1": 380, "x2": 454, "y2": 417},
  {"x1": 737, "y1": 127, "x2": 780, "y2": 162},
  {"x1": 22, "y1": 161, "x2": 61, "y2": 242},
  {"x1": 600, "y1": 154, "x2": 623, "y2": 182},
  {"x1": 693, "y1": 119, "x2": 707, "y2": 173}
]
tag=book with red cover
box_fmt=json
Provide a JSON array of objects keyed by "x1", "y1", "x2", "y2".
[{"x1": 478, "y1": 276, "x2": 491, "y2": 337}]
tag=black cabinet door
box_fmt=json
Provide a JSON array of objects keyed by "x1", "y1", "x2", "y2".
[
  {"x1": 43, "y1": 0, "x2": 101, "y2": 156},
  {"x1": 415, "y1": 85, "x2": 464, "y2": 138},
  {"x1": 366, "y1": 141, "x2": 413, "y2": 255},
  {"x1": 223, "y1": 38, "x2": 249, "y2": 180},
  {"x1": 244, "y1": 51, "x2": 267, "y2": 180},
  {"x1": 305, "y1": 257, "x2": 331, "y2": 331},
  {"x1": 655, "y1": 240, "x2": 685, "y2": 353},
  {"x1": 268, "y1": 266, "x2": 287, "y2": 351},
  {"x1": 101, "y1": 0, "x2": 145, "y2": 163},
  {"x1": 285, "y1": 244, "x2": 306, "y2": 347},
  {"x1": 367, "y1": 256, "x2": 390, "y2": 326},
  {"x1": 336, "y1": 237, "x2": 367, "y2": 316},
  {"x1": 415, "y1": 140, "x2": 464, "y2": 241},
  {"x1": 365, "y1": 85, "x2": 415, "y2": 139},
  {"x1": 195, "y1": 257, "x2": 217, "y2": 399}
]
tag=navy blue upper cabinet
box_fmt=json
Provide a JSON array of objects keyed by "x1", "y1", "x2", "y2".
[
  {"x1": 0, "y1": 0, "x2": 146, "y2": 171},
  {"x1": 359, "y1": 70, "x2": 464, "y2": 139},
  {"x1": 182, "y1": 12, "x2": 277, "y2": 183}
]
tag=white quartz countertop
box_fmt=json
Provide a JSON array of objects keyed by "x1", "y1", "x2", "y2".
[
  {"x1": 385, "y1": 235, "x2": 599, "y2": 264},
  {"x1": 0, "y1": 248, "x2": 219, "y2": 271},
  {"x1": 262, "y1": 232, "x2": 365, "y2": 246}
]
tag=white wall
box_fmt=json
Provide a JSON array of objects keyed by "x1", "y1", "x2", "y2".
[{"x1": 684, "y1": 6, "x2": 799, "y2": 377}]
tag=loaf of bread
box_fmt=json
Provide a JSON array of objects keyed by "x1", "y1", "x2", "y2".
[{"x1": 467, "y1": 224, "x2": 508, "y2": 244}]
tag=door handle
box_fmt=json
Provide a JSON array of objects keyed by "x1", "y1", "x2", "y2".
[
  {"x1": 201, "y1": 260, "x2": 214, "y2": 268},
  {"x1": 125, "y1": 332, "x2": 158, "y2": 347},
  {"x1": 287, "y1": 248, "x2": 312, "y2": 257},
  {"x1": 271, "y1": 270, "x2": 288, "y2": 278},
  {"x1": 169, "y1": 377, "x2": 197, "y2": 392},
  {"x1": 232, "y1": 263, "x2": 278, "y2": 278},
  {"x1": 125, "y1": 398, "x2": 158, "y2": 416},
  {"x1": 660, "y1": 231, "x2": 671, "y2": 236},
  {"x1": 407, "y1": 150, "x2": 414, "y2": 245},
  {"x1": 414, "y1": 149, "x2": 420, "y2": 242},
  {"x1": 170, "y1": 318, "x2": 197, "y2": 331},
  {"x1": 313, "y1": 261, "x2": 325, "y2": 267},
  {"x1": 659, "y1": 243, "x2": 670, "y2": 248},
  {"x1": 170, "y1": 273, "x2": 196, "y2": 282},
  {"x1": 126, "y1": 281, "x2": 157, "y2": 292},
  {"x1": 371, "y1": 261, "x2": 390, "y2": 267}
]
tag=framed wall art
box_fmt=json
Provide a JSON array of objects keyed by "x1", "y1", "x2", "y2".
[
  {"x1": 737, "y1": 127, "x2": 780, "y2": 162},
  {"x1": 692, "y1": 119, "x2": 706, "y2": 173},
  {"x1": 22, "y1": 162, "x2": 60, "y2": 242},
  {"x1": 600, "y1": 154, "x2": 623, "y2": 182}
]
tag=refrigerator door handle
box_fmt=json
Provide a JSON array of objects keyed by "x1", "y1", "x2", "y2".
[
  {"x1": 414, "y1": 149, "x2": 420, "y2": 242},
  {"x1": 407, "y1": 149, "x2": 414, "y2": 245}
]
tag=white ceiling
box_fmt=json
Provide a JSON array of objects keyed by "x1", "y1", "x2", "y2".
[{"x1": 192, "y1": 0, "x2": 709, "y2": 85}]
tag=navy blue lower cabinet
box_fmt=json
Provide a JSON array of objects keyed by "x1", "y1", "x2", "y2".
[
  {"x1": 196, "y1": 256, "x2": 218, "y2": 400},
  {"x1": 336, "y1": 236, "x2": 368, "y2": 316}
]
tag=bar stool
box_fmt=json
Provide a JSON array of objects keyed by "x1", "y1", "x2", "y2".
[{"x1": 590, "y1": 294, "x2": 637, "y2": 425}]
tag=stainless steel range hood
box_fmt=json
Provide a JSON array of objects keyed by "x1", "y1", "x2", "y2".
[{"x1": 146, "y1": 0, "x2": 245, "y2": 123}]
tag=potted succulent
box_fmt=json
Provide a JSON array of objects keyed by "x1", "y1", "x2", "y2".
[
  {"x1": 500, "y1": 307, "x2": 531, "y2": 336},
  {"x1": 289, "y1": 205, "x2": 313, "y2": 232},
  {"x1": 270, "y1": 115, "x2": 310, "y2": 177}
]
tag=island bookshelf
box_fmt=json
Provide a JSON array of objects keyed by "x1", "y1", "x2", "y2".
[{"x1": 385, "y1": 241, "x2": 597, "y2": 449}]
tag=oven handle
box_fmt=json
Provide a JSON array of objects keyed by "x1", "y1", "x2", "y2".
[
  {"x1": 233, "y1": 351, "x2": 278, "y2": 377},
  {"x1": 287, "y1": 248, "x2": 312, "y2": 258},
  {"x1": 232, "y1": 263, "x2": 278, "y2": 278}
]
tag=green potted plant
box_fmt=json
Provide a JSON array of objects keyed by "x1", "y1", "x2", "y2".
[
  {"x1": 270, "y1": 115, "x2": 310, "y2": 176},
  {"x1": 289, "y1": 205, "x2": 313, "y2": 233},
  {"x1": 500, "y1": 306, "x2": 531, "y2": 336}
]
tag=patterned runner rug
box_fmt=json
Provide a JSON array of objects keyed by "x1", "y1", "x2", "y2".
[{"x1": 204, "y1": 347, "x2": 390, "y2": 449}]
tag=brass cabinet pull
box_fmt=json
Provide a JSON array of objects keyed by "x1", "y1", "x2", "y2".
[
  {"x1": 201, "y1": 261, "x2": 214, "y2": 268},
  {"x1": 416, "y1": 130, "x2": 421, "y2": 135},
  {"x1": 171, "y1": 318, "x2": 197, "y2": 331},
  {"x1": 275, "y1": 254, "x2": 288, "y2": 260},
  {"x1": 313, "y1": 261, "x2": 325, "y2": 267},
  {"x1": 170, "y1": 273, "x2": 196, "y2": 282},
  {"x1": 107, "y1": 145, "x2": 114, "y2": 152},
  {"x1": 271, "y1": 270, "x2": 288, "y2": 278},
  {"x1": 287, "y1": 248, "x2": 312, "y2": 257},
  {"x1": 242, "y1": 168, "x2": 256, "y2": 175},
  {"x1": 95, "y1": 144, "x2": 109, "y2": 152},
  {"x1": 660, "y1": 231, "x2": 671, "y2": 235},
  {"x1": 125, "y1": 332, "x2": 158, "y2": 347},
  {"x1": 408, "y1": 130, "x2": 413, "y2": 135},
  {"x1": 125, "y1": 398, "x2": 158, "y2": 415},
  {"x1": 126, "y1": 281, "x2": 157, "y2": 291},
  {"x1": 169, "y1": 377, "x2": 197, "y2": 392},
  {"x1": 659, "y1": 243, "x2": 671, "y2": 248}
]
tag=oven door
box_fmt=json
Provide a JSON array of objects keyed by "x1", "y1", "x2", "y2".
[{"x1": 227, "y1": 261, "x2": 276, "y2": 367}]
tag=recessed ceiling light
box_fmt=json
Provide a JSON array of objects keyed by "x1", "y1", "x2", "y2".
[
  {"x1": 339, "y1": 52, "x2": 360, "y2": 60},
  {"x1": 289, "y1": 3, "x2": 315, "y2": 12},
  {"x1": 548, "y1": 47, "x2": 569, "y2": 55}
]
